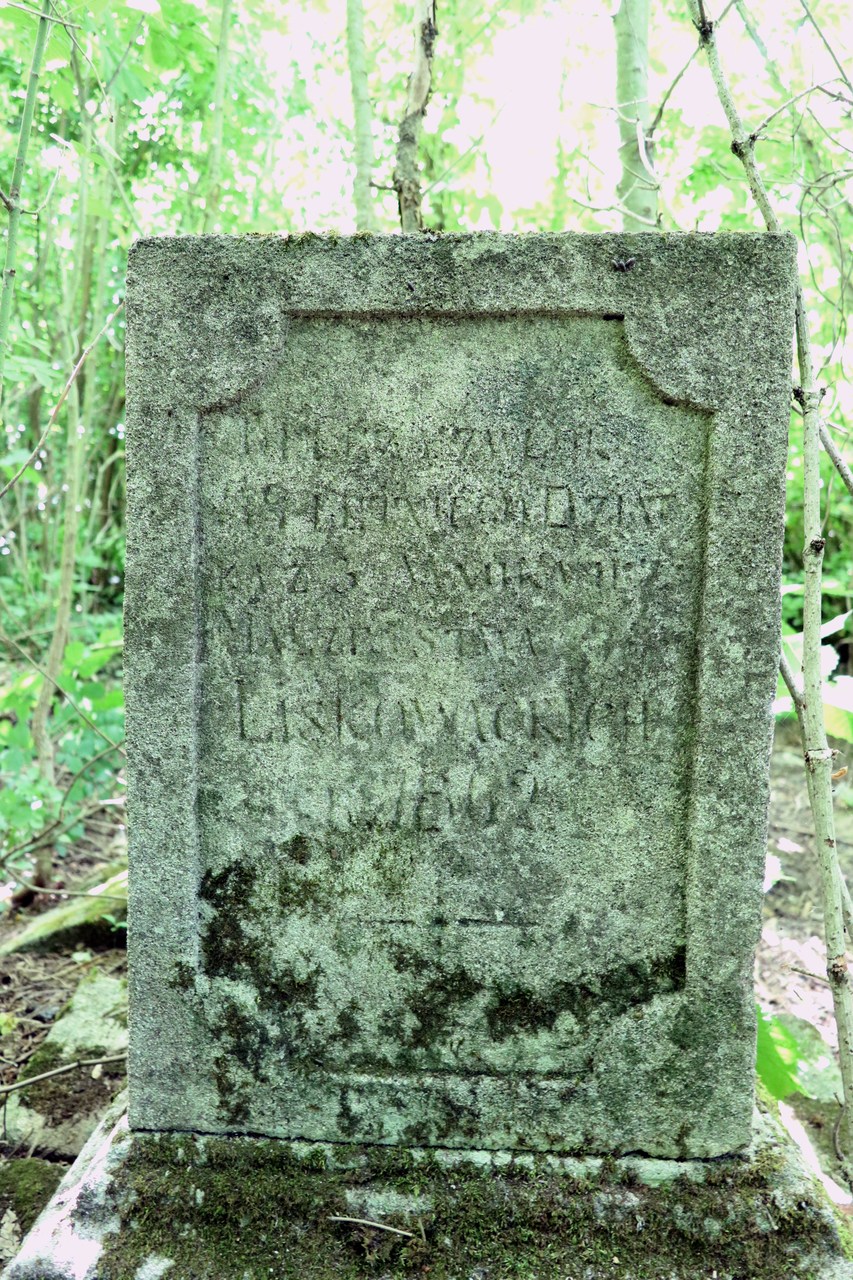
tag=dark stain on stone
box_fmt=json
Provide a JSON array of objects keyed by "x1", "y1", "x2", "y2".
[
  {"x1": 336, "y1": 1087, "x2": 361, "y2": 1140},
  {"x1": 403, "y1": 968, "x2": 484, "y2": 1052},
  {"x1": 169, "y1": 960, "x2": 195, "y2": 993},
  {"x1": 486, "y1": 949, "x2": 687, "y2": 1041},
  {"x1": 336, "y1": 1003, "x2": 362, "y2": 1043},
  {"x1": 220, "y1": 998, "x2": 271, "y2": 1074},
  {"x1": 199, "y1": 863, "x2": 258, "y2": 977},
  {"x1": 212, "y1": 1054, "x2": 250, "y2": 1126},
  {"x1": 285, "y1": 834, "x2": 311, "y2": 864}
]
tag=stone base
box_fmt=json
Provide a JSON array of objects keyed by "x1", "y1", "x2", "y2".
[{"x1": 3, "y1": 1096, "x2": 852, "y2": 1280}]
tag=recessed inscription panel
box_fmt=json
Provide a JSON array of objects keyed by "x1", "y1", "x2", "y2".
[{"x1": 196, "y1": 315, "x2": 707, "y2": 1126}]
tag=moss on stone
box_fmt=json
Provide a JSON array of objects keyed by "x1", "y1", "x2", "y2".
[
  {"x1": 17, "y1": 1040, "x2": 125, "y2": 1126},
  {"x1": 0, "y1": 1159, "x2": 65, "y2": 1234},
  {"x1": 96, "y1": 1133, "x2": 848, "y2": 1280},
  {"x1": 19, "y1": 1041, "x2": 65, "y2": 1082}
]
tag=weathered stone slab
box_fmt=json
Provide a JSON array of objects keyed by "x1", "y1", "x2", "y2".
[{"x1": 125, "y1": 232, "x2": 796, "y2": 1155}]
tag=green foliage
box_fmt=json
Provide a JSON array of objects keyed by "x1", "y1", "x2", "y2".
[
  {"x1": 756, "y1": 1006, "x2": 845, "y2": 1119},
  {"x1": 777, "y1": 610, "x2": 853, "y2": 740},
  {"x1": 0, "y1": 622, "x2": 123, "y2": 879},
  {"x1": 755, "y1": 1006, "x2": 807, "y2": 1101},
  {"x1": 0, "y1": 0, "x2": 850, "y2": 901}
]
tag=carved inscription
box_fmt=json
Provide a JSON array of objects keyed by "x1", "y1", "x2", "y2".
[
  {"x1": 242, "y1": 481, "x2": 683, "y2": 533},
  {"x1": 196, "y1": 313, "x2": 709, "y2": 1068}
]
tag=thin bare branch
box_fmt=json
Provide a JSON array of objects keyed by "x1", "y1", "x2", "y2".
[
  {"x1": 0, "y1": 1055, "x2": 127, "y2": 1098},
  {"x1": 0, "y1": 740, "x2": 124, "y2": 866},
  {"x1": 0, "y1": 300, "x2": 124, "y2": 503},
  {"x1": 21, "y1": 163, "x2": 61, "y2": 218},
  {"x1": 328, "y1": 1217, "x2": 415, "y2": 1239},
  {"x1": 3, "y1": 0, "x2": 81, "y2": 24},
  {"x1": 423, "y1": 107, "x2": 504, "y2": 195},
  {"x1": 564, "y1": 192, "x2": 659, "y2": 226},
  {"x1": 754, "y1": 80, "x2": 841, "y2": 138},
  {"x1": 780, "y1": 650, "x2": 806, "y2": 712},
  {"x1": 1, "y1": 803, "x2": 103, "y2": 868},
  {"x1": 796, "y1": 0, "x2": 853, "y2": 100},
  {"x1": 4, "y1": 867, "x2": 126, "y2": 903},
  {"x1": 0, "y1": 629, "x2": 124, "y2": 755},
  {"x1": 820, "y1": 421, "x2": 853, "y2": 499},
  {"x1": 649, "y1": 0, "x2": 737, "y2": 139}
]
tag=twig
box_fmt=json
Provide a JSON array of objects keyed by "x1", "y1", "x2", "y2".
[
  {"x1": 21, "y1": 163, "x2": 61, "y2": 218},
  {"x1": 328, "y1": 1216, "x2": 415, "y2": 1239},
  {"x1": 4, "y1": 869, "x2": 126, "y2": 903},
  {"x1": 649, "y1": 0, "x2": 737, "y2": 139},
  {"x1": 3, "y1": 0, "x2": 81, "y2": 25},
  {"x1": 820, "y1": 421, "x2": 853, "y2": 499},
  {"x1": 1, "y1": 801, "x2": 103, "y2": 868},
  {"x1": 2, "y1": 742, "x2": 125, "y2": 865},
  {"x1": 796, "y1": 0, "x2": 853, "y2": 100},
  {"x1": 0, "y1": 1054, "x2": 127, "y2": 1097},
  {"x1": 52, "y1": 1, "x2": 110, "y2": 115},
  {"x1": 753, "y1": 80, "x2": 841, "y2": 138},
  {"x1": 102, "y1": 18, "x2": 143, "y2": 99},
  {"x1": 423, "y1": 107, "x2": 504, "y2": 195},
  {"x1": 791, "y1": 965, "x2": 830, "y2": 986},
  {"x1": 0, "y1": 299, "x2": 125, "y2": 503},
  {"x1": 564, "y1": 192, "x2": 659, "y2": 226},
  {"x1": 780, "y1": 650, "x2": 806, "y2": 712},
  {"x1": 0, "y1": 630, "x2": 124, "y2": 755},
  {"x1": 835, "y1": 1100, "x2": 846, "y2": 1164}
]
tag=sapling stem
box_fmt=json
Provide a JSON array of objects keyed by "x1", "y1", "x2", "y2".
[{"x1": 0, "y1": 0, "x2": 53, "y2": 413}]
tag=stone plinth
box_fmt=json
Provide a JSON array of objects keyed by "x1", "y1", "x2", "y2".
[{"x1": 4, "y1": 1097, "x2": 853, "y2": 1280}]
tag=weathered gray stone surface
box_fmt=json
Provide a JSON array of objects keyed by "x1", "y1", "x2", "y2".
[{"x1": 125, "y1": 232, "x2": 796, "y2": 1155}]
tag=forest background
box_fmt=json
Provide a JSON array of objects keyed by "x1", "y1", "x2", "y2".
[{"x1": 0, "y1": 0, "x2": 852, "y2": 1128}]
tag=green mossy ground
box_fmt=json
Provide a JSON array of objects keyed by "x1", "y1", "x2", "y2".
[
  {"x1": 96, "y1": 1134, "x2": 852, "y2": 1280},
  {"x1": 0, "y1": 1160, "x2": 64, "y2": 1235},
  {"x1": 17, "y1": 1040, "x2": 120, "y2": 1126}
]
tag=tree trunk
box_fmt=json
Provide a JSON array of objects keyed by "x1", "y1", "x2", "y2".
[
  {"x1": 614, "y1": 0, "x2": 657, "y2": 230},
  {"x1": 393, "y1": 0, "x2": 437, "y2": 233},
  {"x1": 203, "y1": 0, "x2": 233, "y2": 233},
  {"x1": 347, "y1": 0, "x2": 376, "y2": 231}
]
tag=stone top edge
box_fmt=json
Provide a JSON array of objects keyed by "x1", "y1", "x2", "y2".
[
  {"x1": 128, "y1": 229, "x2": 798, "y2": 260},
  {"x1": 125, "y1": 226, "x2": 798, "y2": 414}
]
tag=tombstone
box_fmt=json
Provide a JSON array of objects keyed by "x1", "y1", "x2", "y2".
[
  {"x1": 122, "y1": 232, "x2": 793, "y2": 1156},
  {"x1": 11, "y1": 233, "x2": 853, "y2": 1280}
]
